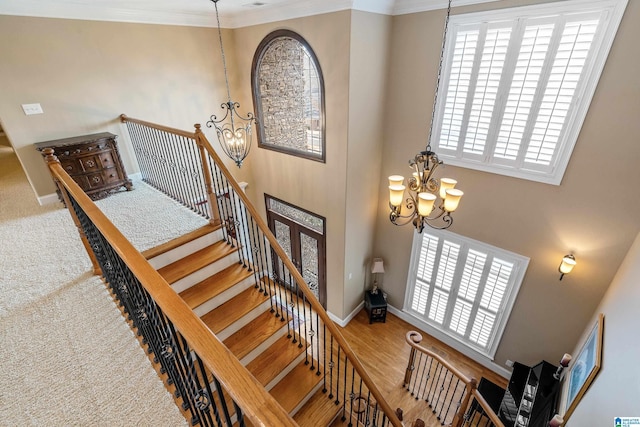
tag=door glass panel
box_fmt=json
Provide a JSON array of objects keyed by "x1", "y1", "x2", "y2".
[
  {"x1": 274, "y1": 220, "x2": 292, "y2": 282},
  {"x1": 268, "y1": 198, "x2": 324, "y2": 234},
  {"x1": 300, "y1": 233, "x2": 319, "y2": 300}
]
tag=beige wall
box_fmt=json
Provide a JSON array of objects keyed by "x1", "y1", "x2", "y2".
[
  {"x1": 375, "y1": 0, "x2": 640, "y2": 370},
  {"x1": 343, "y1": 11, "x2": 393, "y2": 316},
  {"x1": 563, "y1": 231, "x2": 640, "y2": 425},
  {"x1": 232, "y1": 11, "x2": 352, "y2": 317},
  {"x1": 0, "y1": 15, "x2": 249, "y2": 200}
]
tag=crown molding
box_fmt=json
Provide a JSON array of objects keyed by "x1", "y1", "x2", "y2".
[
  {"x1": 392, "y1": 0, "x2": 502, "y2": 15},
  {"x1": 0, "y1": 0, "x2": 505, "y2": 28}
]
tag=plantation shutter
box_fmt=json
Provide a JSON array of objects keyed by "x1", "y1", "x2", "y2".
[
  {"x1": 430, "y1": 0, "x2": 626, "y2": 184},
  {"x1": 406, "y1": 230, "x2": 528, "y2": 356}
]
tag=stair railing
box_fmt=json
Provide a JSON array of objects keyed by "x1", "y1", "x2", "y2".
[
  {"x1": 404, "y1": 331, "x2": 505, "y2": 427},
  {"x1": 121, "y1": 114, "x2": 403, "y2": 427},
  {"x1": 43, "y1": 149, "x2": 296, "y2": 427}
]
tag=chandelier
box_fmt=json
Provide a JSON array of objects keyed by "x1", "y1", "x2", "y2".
[
  {"x1": 388, "y1": 0, "x2": 462, "y2": 233},
  {"x1": 206, "y1": 0, "x2": 257, "y2": 168}
]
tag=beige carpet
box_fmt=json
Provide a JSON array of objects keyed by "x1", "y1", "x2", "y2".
[{"x1": 0, "y1": 143, "x2": 208, "y2": 426}]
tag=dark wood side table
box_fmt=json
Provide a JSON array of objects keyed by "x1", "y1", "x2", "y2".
[
  {"x1": 364, "y1": 290, "x2": 387, "y2": 324},
  {"x1": 35, "y1": 132, "x2": 133, "y2": 201}
]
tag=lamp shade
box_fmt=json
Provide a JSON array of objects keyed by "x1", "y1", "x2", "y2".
[
  {"x1": 418, "y1": 192, "x2": 436, "y2": 216},
  {"x1": 389, "y1": 185, "x2": 405, "y2": 207},
  {"x1": 371, "y1": 258, "x2": 385, "y2": 274},
  {"x1": 559, "y1": 255, "x2": 576, "y2": 274},
  {"x1": 443, "y1": 189, "x2": 463, "y2": 212},
  {"x1": 388, "y1": 175, "x2": 404, "y2": 187},
  {"x1": 439, "y1": 178, "x2": 457, "y2": 199}
]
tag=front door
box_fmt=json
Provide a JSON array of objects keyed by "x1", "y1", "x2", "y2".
[{"x1": 265, "y1": 195, "x2": 326, "y2": 308}]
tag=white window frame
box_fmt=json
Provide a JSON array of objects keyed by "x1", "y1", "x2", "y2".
[
  {"x1": 403, "y1": 229, "x2": 529, "y2": 359},
  {"x1": 431, "y1": 0, "x2": 628, "y2": 185}
]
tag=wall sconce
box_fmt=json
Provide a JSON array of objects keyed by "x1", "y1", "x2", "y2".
[
  {"x1": 371, "y1": 258, "x2": 385, "y2": 294},
  {"x1": 559, "y1": 254, "x2": 576, "y2": 280}
]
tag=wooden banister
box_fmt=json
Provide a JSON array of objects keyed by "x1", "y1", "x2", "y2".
[
  {"x1": 46, "y1": 152, "x2": 296, "y2": 427},
  {"x1": 404, "y1": 331, "x2": 505, "y2": 427}
]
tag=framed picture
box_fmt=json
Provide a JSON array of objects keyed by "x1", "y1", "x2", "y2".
[{"x1": 563, "y1": 313, "x2": 605, "y2": 422}]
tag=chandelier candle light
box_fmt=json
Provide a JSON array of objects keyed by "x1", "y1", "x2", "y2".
[
  {"x1": 388, "y1": 0, "x2": 463, "y2": 233},
  {"x1": 206, "y1": 0, "x2": 257, "y2": 168}
]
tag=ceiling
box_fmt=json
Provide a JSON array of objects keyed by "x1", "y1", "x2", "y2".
[{"x1": 0, "y1": 0, "x2": 502, "y2": 28}]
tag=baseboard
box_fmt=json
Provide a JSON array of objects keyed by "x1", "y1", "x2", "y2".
[
  {"x1": 129, "y1": 172, "x2": 142, "y2": 181},
  {"x1": 37, "y1": 192, "x2": 60, "y2": 206},
  {"x1": 328, "y1": 301, "x2": 364, "y2": 328},
  {"x1": 387, "y1": 305, "x2": 512, "y2": 379}
]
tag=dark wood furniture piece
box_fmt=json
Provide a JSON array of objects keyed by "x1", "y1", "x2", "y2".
[
  {"x1": 364, "y1": 290, "x2": 387, "y2": 324},
  {"x1": 35, "y1": 132, "x2": 132, "y2": 201},
  {"x1": 468, "y1": 361, "x2": 560, "y2": 427}
]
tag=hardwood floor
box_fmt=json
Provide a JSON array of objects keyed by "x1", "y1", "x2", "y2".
[{"x1": 334, "y1": 309, "x2": 507, "y2": 426}]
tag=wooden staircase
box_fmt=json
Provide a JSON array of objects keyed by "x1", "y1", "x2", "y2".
[{"x1": 142, "y1": 224, "x2": 344, "y2": 427}]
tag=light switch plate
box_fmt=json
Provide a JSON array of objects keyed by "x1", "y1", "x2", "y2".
[{"x1": 22, "y1": 103, "x2": 43, "y2": 115}]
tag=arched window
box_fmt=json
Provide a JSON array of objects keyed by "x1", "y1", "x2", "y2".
[{"x1": 252, "y1": 30, "x2": 325, "y2": 162}]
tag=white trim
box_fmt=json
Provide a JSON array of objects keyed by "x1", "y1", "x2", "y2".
[
  {"x1": 0, "y1": 0, "x2": 518, "y2": 29},
  {"x1": 328, "y1": 301, "x2": 364, "y2": 327},
  {"x1": 37, "y1": 192, "x2": 61, "y2": 206},
  {"x1": 128, "y1": 172, "x2": 142, "y2": 181},
  {"x1": 387, "y1": 304, "x2": 511, "y2": 379},
  {"x1": 392, "y1": 0, "x2": 501, "y2": 15}
]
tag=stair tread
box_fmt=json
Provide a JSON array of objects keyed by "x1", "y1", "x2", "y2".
[
  {"x1": 269, "y1": 360, "x2": 324, "y2": 414},
  {"x1": 246, "y1": 334, "x2": 308, "y2": 386},
  {"x1": 294, "y1": 387, "x2": 342, "y2": 427},
  {"x1": 142, "y1": 223, "x2": 220, "y2": 260},
  {"x1": 158, "y1": 240, "x2": 237, "y2": 284},
  {"x1": 201, "y1": 286, "x2": 270, "y2": 334},
  {"x1": 223, "y1": 311, "x2": 289, "y2": 360},
  {"x1": 179, "y1": 263, "x2": 254, "y2": 309}
]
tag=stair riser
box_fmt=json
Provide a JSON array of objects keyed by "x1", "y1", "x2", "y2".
[
  {"x1": 193, "y1": 276, "x2": 263, "y2": 318},
  {"x1": 148, "y1": 229, "x2": 224, "y2": 269},
  {"x1": 239, "y1": 322, "x2": 291, "y2": 366},
  {"x1": 171, "y1": 254, "x2": 240, "y2": 294},
  {"x1": 214, "y1": 298, "x2": 273, "y2": 341}
]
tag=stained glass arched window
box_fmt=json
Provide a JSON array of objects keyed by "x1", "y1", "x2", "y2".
[{"x1": 252, "y1": 30, "x2": 325, "y2": 162}]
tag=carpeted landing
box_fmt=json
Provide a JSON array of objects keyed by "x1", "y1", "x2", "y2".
[{"x1": 0, "y1": 143, "x2": 208, "y2": 426}]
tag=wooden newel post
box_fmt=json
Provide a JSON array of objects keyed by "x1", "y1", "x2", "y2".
[
  {"x1": 404, "y1": 331, "x2": 423, "y2": 386},
  {"x1": 452, "y1": 377, "x2": 477, "y2": 427},
  {"x1": 44, "y1": 148, "x2": 102, "y2": 276},
  {"x1": 194, "y1": 124, "x2": 221, "y2": 226}
]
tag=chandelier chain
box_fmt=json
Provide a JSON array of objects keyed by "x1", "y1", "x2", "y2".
[
  {"x1": 426, "y1": 0, "x2": 453, "y2": 152},
  {"x1": 212, "y1": 0, "x2": 232, "y2": 104}
]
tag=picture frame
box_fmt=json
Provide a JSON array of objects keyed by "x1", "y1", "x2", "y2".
[{"x1": 562, "y1": 313, "x2": 605, "y2": 422}]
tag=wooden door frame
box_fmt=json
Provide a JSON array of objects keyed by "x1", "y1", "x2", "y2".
[{"x1": 265, "y1": 194, "x2": 326, "y2": 308}]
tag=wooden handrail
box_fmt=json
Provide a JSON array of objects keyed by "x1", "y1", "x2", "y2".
[
  {"x1": 192, "y1": 124, "x2": 404, "y2": 427},
  {"x1": 404, "y1": 331, "x2": 505, "y2": 427},
  {"x1": 471, "y1": 389, "x2": 505, "y2": 427},
  {"x1": 405, "y1": 331, "x2": 472, "y2": 383},
  {"x1": 45, "y1": 152, "x2": 296, "y2": 427},
  {"x1": 120, "y1": 114, "x2": 197, "y2": 139}
]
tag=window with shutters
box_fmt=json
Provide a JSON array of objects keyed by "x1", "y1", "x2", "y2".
[
  {"x1": 431, "y1": 0, "x2": 628, "y2": 185},
  {"x1": 404, "y1": 229, "x2": 529, "y2": 358}
]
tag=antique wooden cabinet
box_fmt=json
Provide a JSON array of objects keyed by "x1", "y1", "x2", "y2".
[{"x1": 35, "y1": 132, "x2": 133, "y2": 201}]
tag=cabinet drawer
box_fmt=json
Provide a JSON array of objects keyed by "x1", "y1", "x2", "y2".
[
  {"x1": 61, "y1": 160, "x2": 81, "y2": 175},
  {"x1": 79, "y1": 155, "x2": 101, "y2": 172},
  {"x1": 86, "y1": 172, "x2": 105, "y2": 189},
  {"x1": 99, "y1": 151, "x2": 116, "y2": 169},
  {"x1": 102, "y1": 168, "x2": 122, "y2": 184}
]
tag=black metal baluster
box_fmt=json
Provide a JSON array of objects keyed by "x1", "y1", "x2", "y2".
[
  {"x1": 322, "y1": 324, "x2": 328, "y2": 393},
  {"x1": 434, "y1": 369, "x2": 449, "y2": 416},
  {"x1": 340, "y1": 354, "x2": 348, "y2": 421},
  {"x1": 328, "y1": 335, "x2": 335, "y2": 400},
  {"x1": 428, "y1": 363, "x2": 443, "y2": 406},
  {"x1": 423, "y1": 357, "x2": 436, "y2": 401},
  {"x1": 315, "y1": 311, "x2": 321, "y2": 376},
  {"x1": 212, "y1": 376, "x2": 234, "y2": 426},
  {"x1": 411, "y1": 353, "x2": 425, "y2": 397},
  {"x1": 347, "y1": 366, "x2": 355, "y2": 426}
]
